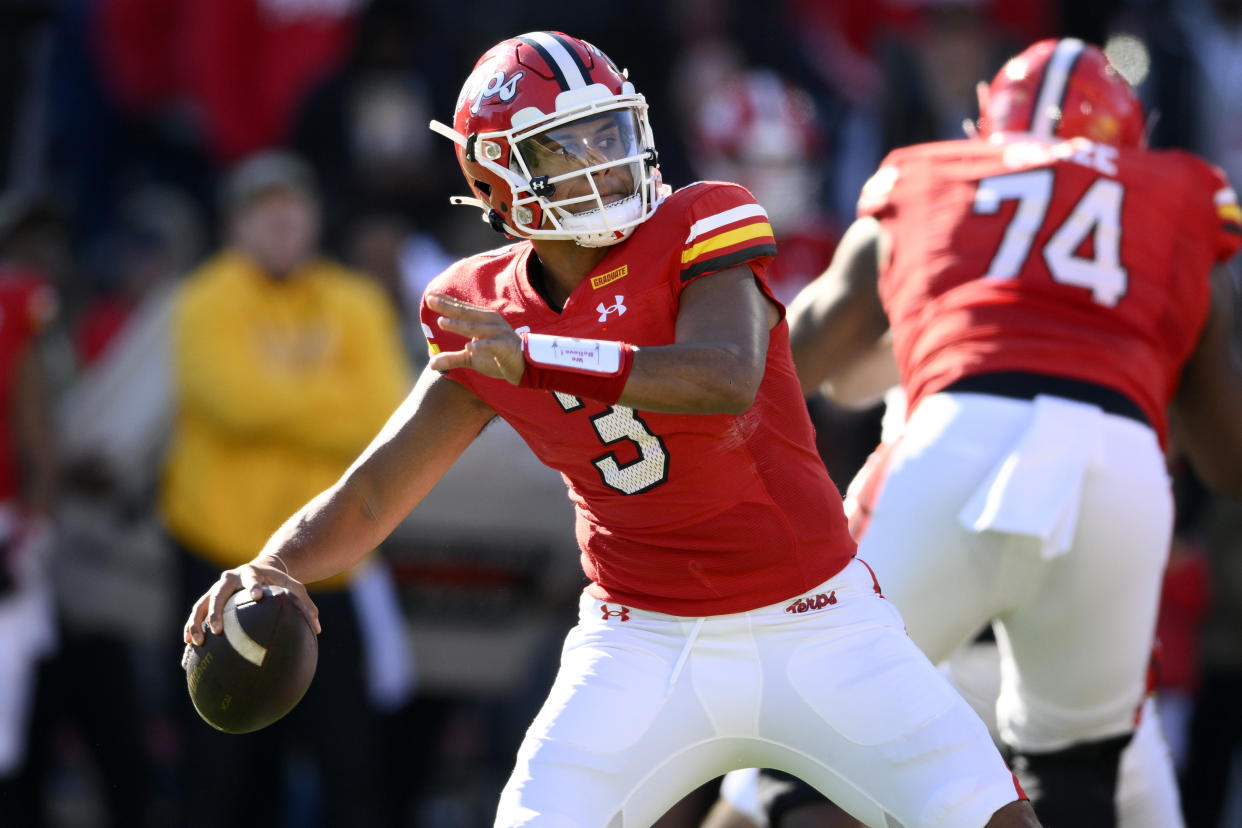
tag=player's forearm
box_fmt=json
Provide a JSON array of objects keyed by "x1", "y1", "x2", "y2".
[
  {"x1": 787, "y1": 216, "x2": 888, "y2": 395},
  {"x1": 787, "y1": 285, "x2": 887, "y2": 396},
  {"x1": 255, "y1": 368, "x2": 493, "y2": 582},
  {"x1": 616, "y1": 342, "x2": 762, "y2": 414},
  {"x1": 816, "y1": 332, "x2": 898, "y2": 409},
  {"x1": 255, "y1": 484, "x2": 388, "y2": 584}
]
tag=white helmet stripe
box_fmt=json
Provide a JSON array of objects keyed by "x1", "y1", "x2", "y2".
[
  {"x1": 1032, "y1": 38, "x2": 1085, "y2": 140},
  {"x1": 521, "y1": 31, "x2": 590, "y2": 90}
]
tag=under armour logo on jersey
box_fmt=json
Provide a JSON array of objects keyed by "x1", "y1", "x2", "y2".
[
  {"x1": 597, "y1": 296, "x2": 626, "y2": 322},
  {"x1": 784, "y1": 591, "x2": 836, "y2": 614},
  {"x1": 600, "y1": 604, "x2": 630, "y2": 621}
]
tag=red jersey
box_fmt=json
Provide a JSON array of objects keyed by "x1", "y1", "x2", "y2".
[
  {"x1": 0, "y1": 267, "x2": 57, "y2": 500},
  {"x1": 859, "y1": 137, "x2": 1242, "y2": 444},
  {"x1": 420, "y1": 182, "x2": 855, "y2": 616}
]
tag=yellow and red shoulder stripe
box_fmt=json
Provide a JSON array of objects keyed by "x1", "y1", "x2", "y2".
[{"x1": 680, "y1": 203, "x2": 776, "y2": 282}]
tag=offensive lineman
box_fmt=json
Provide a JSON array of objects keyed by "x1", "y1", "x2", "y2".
[{"x1": 771, "y1": 37, "x2": 1242, "y2": 827}]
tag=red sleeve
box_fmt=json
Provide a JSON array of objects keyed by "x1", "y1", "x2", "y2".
[
  {"x1": 417, "y1": 265, "x2": 479, "y2": 391},
  {"x1": 419, "y1": 282, "x2": 455, "y2": 361},
  {"x1": 676, "y1": 182, "x2": 777, "y2": 292}
]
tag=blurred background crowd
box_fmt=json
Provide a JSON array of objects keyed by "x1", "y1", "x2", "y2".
[{"x1": 0, "y1": 0, "x2": 1240, "y2": 826}]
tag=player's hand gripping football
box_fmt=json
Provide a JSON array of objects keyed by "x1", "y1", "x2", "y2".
[
  {"x1": 426, "y1": 292, "x2": 525, "y2": 385},
  {"x1": 183, "y1": 556, "x2": 321, "y2": 646}
]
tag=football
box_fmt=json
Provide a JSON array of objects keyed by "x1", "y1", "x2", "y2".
[{"x1": 182, "y1": 585, "x2": 318, "y2": 734}]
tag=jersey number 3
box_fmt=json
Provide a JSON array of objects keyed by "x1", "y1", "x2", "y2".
[
  {"x1": 554, "y1": 393, "x2": 670, "y2": 495},
  {"x1": 973, "y1": 168, "x2": 1127, "y2": 306}
]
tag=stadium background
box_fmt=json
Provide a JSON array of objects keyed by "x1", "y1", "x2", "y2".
[{"x1": 1, "y1": 0, "x2": 1241, "y2": 825}]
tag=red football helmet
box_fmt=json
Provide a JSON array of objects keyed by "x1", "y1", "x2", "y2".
[
  {"x1": 976, "y1": 38, "x2": 1145, "y2": 148},
  {"x1": 430, "y1": 31, "x2": 661, "y2": 247}
]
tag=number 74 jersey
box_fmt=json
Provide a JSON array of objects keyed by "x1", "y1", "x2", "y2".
[
  {"x1": 860, "y1": 136, "x2": 1242, "y2": 446},
  {"x1": 420, "y1": 181, "x2": 855, "y2": 617}
]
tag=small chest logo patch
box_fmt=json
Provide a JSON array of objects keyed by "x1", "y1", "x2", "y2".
[
  {"x1": 597, "y1": 296, "x2": 626, "y2": 322},
  {"x1": 591, "y1": 264, "x2": 628, "y2": 290}
]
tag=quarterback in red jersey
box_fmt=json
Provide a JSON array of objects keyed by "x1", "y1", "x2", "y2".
[
  {"x1": 785, "y1": 37, "x2": 1242, "y2": 827},
  {"x1": 183, "y1": 31, "x2": 1039, "y2": 828}
]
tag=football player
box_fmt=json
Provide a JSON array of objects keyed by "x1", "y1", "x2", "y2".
[
  {"x1": 183, "y1": 31, "x2": 1041, "y2": 828},
  {"x1": 774, "y1": 36, "x2": 1242, "y2": 827},
  {"x1": 710, "y1": 380, "x2": 1188, "y2": 828}
]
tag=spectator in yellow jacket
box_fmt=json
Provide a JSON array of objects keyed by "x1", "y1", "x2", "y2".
[{"x1": 160, "y1": 151, "x2": 412, "y2": 828}]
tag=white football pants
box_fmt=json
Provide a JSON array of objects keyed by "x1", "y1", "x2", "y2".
[
  {"x1": 495, "y1": 559, "x2": 1022, "y2": 828},
  {"x1": 854, "y1": 392, "x2": 1172, "y2": 752}
]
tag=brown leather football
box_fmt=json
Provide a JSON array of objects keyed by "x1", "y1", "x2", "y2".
[{"x1": 182, "y1": 586, "x2": 318, "y2": 734}]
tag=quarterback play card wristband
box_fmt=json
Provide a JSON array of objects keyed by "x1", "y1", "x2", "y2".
[{"x1": 519, "y1": 332, "x2": 635, "y2": 405}]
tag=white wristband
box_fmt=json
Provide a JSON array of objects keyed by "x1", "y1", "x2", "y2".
[{"x1": 523, "y1": 333, "x2": 624, "y2": 375}]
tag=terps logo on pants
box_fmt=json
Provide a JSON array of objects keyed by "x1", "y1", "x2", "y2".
[
  {"x1": 784, "y1": 592, "x2": 836, "y2": 614},
  {"x1": 600, "y1": 604, "x2": 630, "y2": 621}
]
